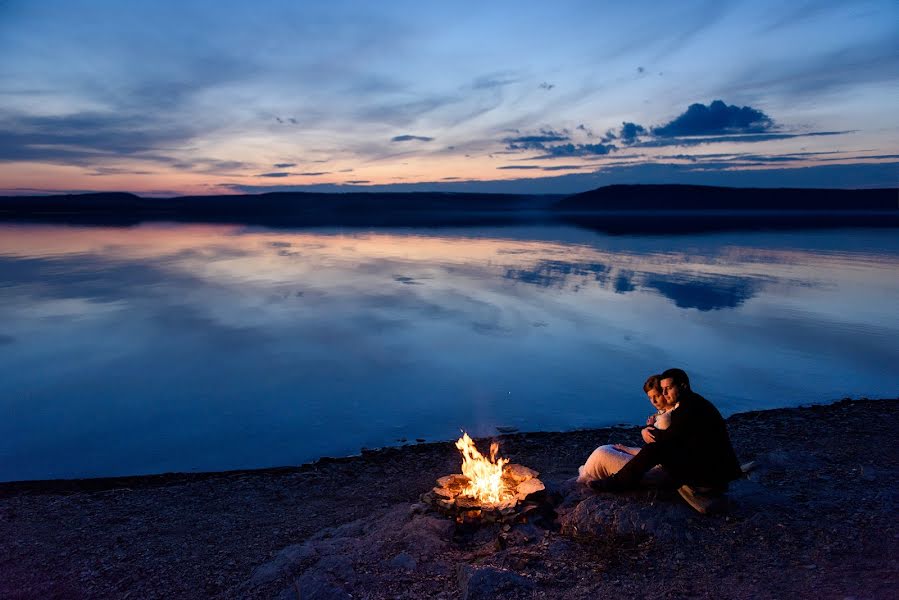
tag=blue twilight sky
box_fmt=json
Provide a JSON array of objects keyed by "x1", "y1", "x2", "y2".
[{"x1": 0, "y1": 0, "x2": 897, "y2": 196}]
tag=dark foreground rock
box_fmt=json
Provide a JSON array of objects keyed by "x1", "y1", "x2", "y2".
[{"x1": 1, "y1": 398, "x2": 897, "y2": 599}]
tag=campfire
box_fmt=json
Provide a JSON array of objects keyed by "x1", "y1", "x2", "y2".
[{"x1": 421, "y1": 432, "x2": 546, "y2": 525}]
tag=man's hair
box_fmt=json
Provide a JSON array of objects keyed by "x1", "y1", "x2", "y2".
[
  {"x1": 643, "y1": 374, "x2": 661, "y2": 394},
  {"x1": 660, "y1": 368, "x2": 690, "y2": 390}
]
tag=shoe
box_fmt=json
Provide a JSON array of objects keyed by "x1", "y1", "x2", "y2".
[{"x1": 678, "y1": 484, "x2": 728, "y2": 514}]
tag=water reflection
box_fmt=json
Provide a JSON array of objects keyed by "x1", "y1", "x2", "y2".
[{"x1": 0, "y1": 223, "x2": 897, "y2": 481}]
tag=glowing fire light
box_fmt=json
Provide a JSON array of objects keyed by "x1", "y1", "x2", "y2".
[{"x1": 455, "y1": 432, "x2": 510, "y2": 505}]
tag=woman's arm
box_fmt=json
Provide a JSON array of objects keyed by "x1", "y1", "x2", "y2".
[{"x1": 612, "y1": 444, "x2": 640, "y2": 456}]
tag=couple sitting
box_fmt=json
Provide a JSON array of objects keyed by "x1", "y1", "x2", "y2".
[{"x1": 577, "y1": 368, "x2": 742, "y2": 513}]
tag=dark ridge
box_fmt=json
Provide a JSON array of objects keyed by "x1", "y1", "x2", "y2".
[
  {"x1": 554, "y1": 184, "x2": 898, "y2": 211},
  {"x1": 0, "y1": 186, "x2": 896, "y2": 232}
]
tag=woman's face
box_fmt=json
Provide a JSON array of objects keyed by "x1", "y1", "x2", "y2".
[{"x1": 647, "y1": 389, "x2": 665, "y2": 410}]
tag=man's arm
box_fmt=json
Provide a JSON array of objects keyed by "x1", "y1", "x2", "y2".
[{"x1": 646, "y1": 399, "x2": 699, "y2": 444}]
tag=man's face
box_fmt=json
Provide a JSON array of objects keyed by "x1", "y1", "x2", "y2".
[{"x1": 660, "y1": 377, "x2": 681, "y2": 405}]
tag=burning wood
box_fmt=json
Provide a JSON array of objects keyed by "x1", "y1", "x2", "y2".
[{"x1": 421, "y1": 432, "x2": 545, "y2": 524}]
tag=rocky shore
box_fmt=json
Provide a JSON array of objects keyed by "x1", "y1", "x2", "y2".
[{"x1": 2, "y1": 398, "x2": 897, "y2": 599}]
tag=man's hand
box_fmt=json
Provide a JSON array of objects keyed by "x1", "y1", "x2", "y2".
[{"x1": 641, "y1": 427, "x2": 657, "y2": 444}]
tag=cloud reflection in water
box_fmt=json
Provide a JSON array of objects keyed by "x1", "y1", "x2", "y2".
[{"x1": 0, "y1": 223, "x2": 896, "y2": 481}]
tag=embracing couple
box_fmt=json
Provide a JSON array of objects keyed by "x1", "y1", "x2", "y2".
[{"x1": 577, "y1": 368, "x2": 742, "y2": 512}]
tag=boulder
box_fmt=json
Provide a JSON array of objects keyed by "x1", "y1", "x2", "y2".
[
  {"x1": 457, "y1": 564, "x2": 534, "y2": 600},
  {"x1": 559, "y1": 494, "x2": 692, "y2": 543}
]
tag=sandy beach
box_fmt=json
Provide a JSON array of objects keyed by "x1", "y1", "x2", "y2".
[{"x1": 2, "y1": 397, "x2": 897, "y2": 599}]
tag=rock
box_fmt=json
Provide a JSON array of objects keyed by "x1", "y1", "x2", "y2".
[
  {"x1": 388, "y1": 551, "x2": 418, "y2": 571},
  {"x1": 315, "y1": 553, "x2": 357, "y2": 583},
  {"x1": 250, "y1": 542, "x2": 317, "y2": 585},
  {"x1": 437, "y1": 474, "x2": 469, "y2": 488},
  {"x1": 544, "y1": 538, "x2": 576, "y2": 560},
  {"x1": 763, "y1": 450, "x2": 819, "y2": 471},
  {"x1": 292, "y1": 571, "x2": 351, "y2": 600},
  {"x1": 397, "y1": 514, "x2": 454, "y2": 560},
  {"x1": 408, "y1": 502, "x2": 428, "y2": 516},
  {"x1": 515, "y1": 478, "x2": 545, "y2": 500},
  {"x1": 433, "y1": 486, "x2": 454, "y2": 498},
  {"x1": 612, "y1": 501, "x2": 692, "y2": 541},
  {"x1": 559, "y1": 494, "x2": 692, "y2": 543},
  {"x1": 457, "y1": 564, "x2": 534, "y2": 600},
  {"x1": 860, "y1": 466, "x2": 876, "y2": 482},
  {"x1": 504, "y1": 464, "x2": 539, "y2": 482},
  {"x1": 728, "y1": 479, "x2": 791, "y2": 513},
  {"x1": 501, "y1": 523, "x2": 540, "y2": 546}
]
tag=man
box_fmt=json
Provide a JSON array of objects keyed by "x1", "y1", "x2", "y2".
[{"x1": 590, "y1": 368, "x2": 742, "y2": 511}]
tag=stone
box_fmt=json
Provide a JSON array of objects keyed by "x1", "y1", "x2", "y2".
[
  {"x1": 515, "y1": 478, "x2": 545, "y2": 500},
  {"x1": 727, "y1": 479, "x2": 791, "y2": 512},
  {"x1": 860, "y1": 466, "x2": 877, "y2": 482},
  {"x1": 293, "y1": 571, "x2": 351, "y2": 600},
  {"x1": 559, "y1": 494, "x2": 692, "y2": 543},
  {"x1": 432, "y1": 486, "x2": 454, "y2": 498},
  {"x1": 397, "y1": 514, "x2": 454, "y2": 560},
  {"x1": 457, "y1": 564, "x2": 534, "y2": 600},
  {"x1": 500, "y1": 523, "x2": 540, "y2": 546},
  {"x1": 388, "y1": 551, "x2": 418, "y2": 571},
  {"x1": 504, "y1": 464, "x2": 538, "y2": 483},
  {"x1": 250, "y1": 542, "x2": 317, "y2": 586},
  {"x1": 437, "y1": 474, "x2": 469, "y2": 488}
]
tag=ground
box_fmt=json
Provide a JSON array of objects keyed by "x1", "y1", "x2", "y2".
[{"x1": 1, "y1": 398, "x2": 896, "y2": 599}]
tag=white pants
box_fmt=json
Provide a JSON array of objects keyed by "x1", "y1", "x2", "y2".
[{"x1": 577, "y1": 444, "x2": 638, "y2": 482}]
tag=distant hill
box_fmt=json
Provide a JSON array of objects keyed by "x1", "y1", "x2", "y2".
[
  {"x1": 0, "y1": 191, "x2": 558, "y2": 224},
  {"x1": 0, "y1": 186, "x2": 895, "y2": 231},
  {"x1": 554, "y1": 184, "x2": 897, "y2": 211}
]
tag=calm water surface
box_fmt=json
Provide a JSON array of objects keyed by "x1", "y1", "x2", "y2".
[{"x1": 1, "y1": 222, "x2": 897, "y2": 481}]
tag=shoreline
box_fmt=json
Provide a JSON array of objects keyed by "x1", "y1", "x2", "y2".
[
  {"x1": 0, "y1": 395, "x2": 885, "y2": 495},
  {"x1": 2, "y1": 397, "x2": 897, "y2": 599}
]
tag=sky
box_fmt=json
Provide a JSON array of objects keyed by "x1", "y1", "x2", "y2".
[{"x1": 0, "y1": 0, "x2": 897, "y2": 196}]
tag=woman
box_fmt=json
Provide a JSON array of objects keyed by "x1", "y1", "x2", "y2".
[{"x1": 577, "y1": 374, "x2": 674, "y2": 484}]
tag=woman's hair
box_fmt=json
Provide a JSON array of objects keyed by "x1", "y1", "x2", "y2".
[{"x1": 643, "y1": 374, "x2": 662, "y2": 394}]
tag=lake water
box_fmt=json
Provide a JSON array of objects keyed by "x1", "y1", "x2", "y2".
[{"x1": 1, "y1": 222, "x2": 897, "y2": 482}]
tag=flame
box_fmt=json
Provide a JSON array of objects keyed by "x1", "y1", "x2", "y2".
[{"x1": 455, "y1": 432, "x2": 510, "y2": 505}]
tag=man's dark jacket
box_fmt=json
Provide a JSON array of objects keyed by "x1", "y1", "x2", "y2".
[{"x1": 615, "y1": 391, "x2": 743, "y2": 488}]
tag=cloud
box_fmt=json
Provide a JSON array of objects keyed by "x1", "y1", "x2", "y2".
[
  {"x1": 539, "y1": 82, "x2": 555, "y2": 91},
  {"x1": 0, "y1": 111, "x2": 196, "y2": 165},
  {"x1": 274, "y1": 163, "x2": 296, "y2": 168},
  {"x1": 359, "y1": 96, "x2": 457, "y2": 127},
  {"x1": 216, "y1": 160, "x2": 898, "y2": 195},
  {"x1": 497, "y1": 165, "x2": 540, "y2": 170},
  {"x1": 618, "y1": 122, "x2": 646, "y2": 144},
  {"x1": 391, "y1": 135, "x2": 434, "y2": 143},
  {"x1": 472, "y1": 74, "x2": 519, "y2": 90},
  {"x1": 507, "y1": 133, "x2": 569, "y2": 144},
  {"x1": 533, "y1": 143, "x2": 617, "y2": 158},
  {"x1": 633, "y1": 130, "x2": 848, "y2": 148},
  {"x1": 644, "y1": 274, "x2": 759, "y2": 311},
  {"x1": 257, "y1": 172, "x2": 290, "y2": 178},
  {"x1": 541, "y1": 165, "x2": 585, "y2": 171},
  {"x1": 299, "y1": 171, "x2": 329, "y2": 176},
  {"x1": 504, "y1": 129, "x2": 572, "y2": 151},
  {"x1": 652, "y1": 100, "x2": 774, "y2": 137}
]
